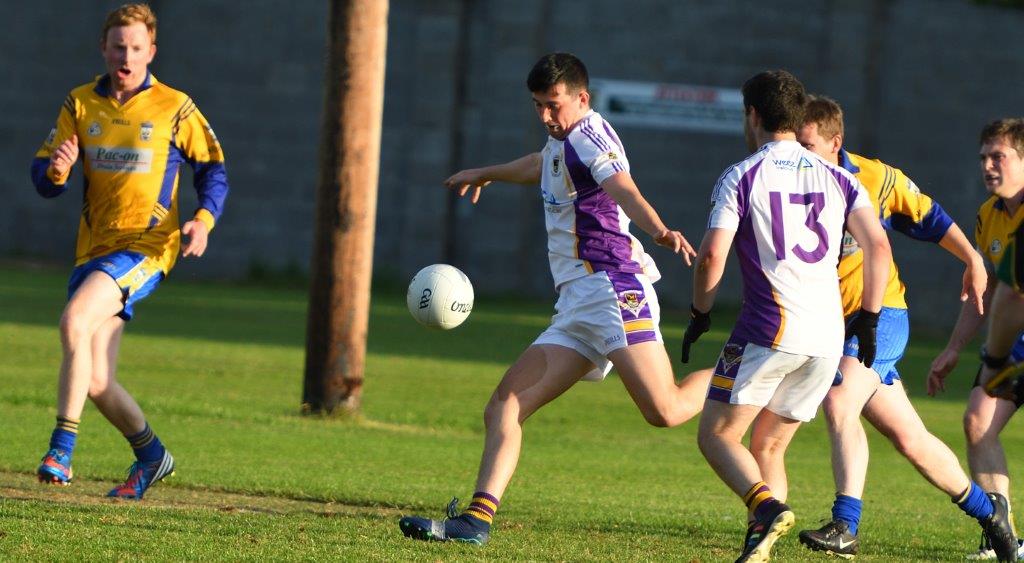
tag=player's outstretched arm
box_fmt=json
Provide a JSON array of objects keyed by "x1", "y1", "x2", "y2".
[
  {"x1": 444, "y1": 152, "x2": 542, "y2": 204},
  {"x1": 926, "y1": 277, "x2": 996, "y2": 395},
  {"x1": 937, "y1": 224, "x2": 988, "y2": 315},
  {"x1": 599, "y1": 172, "x2": 697, "y2": 265}
]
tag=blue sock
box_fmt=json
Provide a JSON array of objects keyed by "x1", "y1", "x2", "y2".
[
  {"x1": 832, "y1": 494, "x2": 863, "y2": 534},
  {"x1": 125, "y1": 423, "x2": 165, "y2": 463},
  {"x1": 49, "y1": 416, "x2": 80, "y2": 455},
  {"x1": 955, "y1": 482, "x2": 994, "y2": 520}
]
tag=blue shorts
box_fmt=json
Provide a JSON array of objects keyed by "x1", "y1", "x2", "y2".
[
  {"x1": 1013, "y1": 333, "x2": 1024, "y2": 363},
  {"x1": 68, "y1": 250, "x2": 164, "y2": 321},
  {"x1": 842, "y1": 307, "x2": 908, "y2": 385}
]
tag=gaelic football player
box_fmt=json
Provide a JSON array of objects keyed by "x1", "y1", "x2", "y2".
[
  {"x1": 31, "y1": 3, "x2": 229, "y2": 499},
  {"x1": 398, "y1": 52, "x2": 706, "y2": 545}
]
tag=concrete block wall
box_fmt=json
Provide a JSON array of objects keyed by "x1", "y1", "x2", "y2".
[{"x1": 3, "y1": 0, "x2": 1021, "y2": 327}]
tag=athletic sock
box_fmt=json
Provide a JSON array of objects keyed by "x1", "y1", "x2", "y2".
[
  {"x1": 955, "y1": 482, "x2": 995, "y2": 520},
  {"x1": 744, "y1": 481, "x2": 782, "y2": 522},
  {"x1": 49, "y1": 416, "x2": 80, "y2": 455},
  {"x1": 125, "y1": 422, "x2": 165, "y2": 463},
  {"x1": 831, "y1": 493, "x2": 863, "y2": 534},
  {"x1": 462, "y1": 491, "x2": 499, "y2": 526}
]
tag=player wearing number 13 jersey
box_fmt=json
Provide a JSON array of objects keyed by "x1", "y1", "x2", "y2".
[
  {"x1": 684, "y1": 70, "x2": 891, "y2": 563},
  {"x1": 706, "y1": 140, "x2": 869, "y2": 358}
]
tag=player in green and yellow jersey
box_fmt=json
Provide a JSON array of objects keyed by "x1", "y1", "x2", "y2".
[{"x1": 929, "y1": 118, "x2": 1024, "y2": 560}]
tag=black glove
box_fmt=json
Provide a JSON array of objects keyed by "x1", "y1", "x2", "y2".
[
  {"x1": 845, "y1": 309, "x2": 880, "y2": 368},
  {"x1": 680, "y1": 304, "x2": 711, "y2": 363}
]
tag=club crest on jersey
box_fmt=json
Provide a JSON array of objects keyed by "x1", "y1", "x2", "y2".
[
  {"x1": 720, "y1": 343, "x2": 744, "y2": 373},
  {"x1": 140, "y1": 121, "x2": 153, "y2": 141},
  {"x1": 87, "y1": 122, "x2": 101, "y2": 136},
  {"x1": 617, "y1": 290, "x2": 647, "y2": 317},
  {"x1": 551, "y1": 155, "x2": 561, "y2": 177},
  {"x1": 991, "y1": 239, "x2": 1003, "y2": 254}
]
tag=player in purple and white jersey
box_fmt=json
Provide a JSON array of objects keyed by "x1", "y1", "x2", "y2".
[
  {"x1": 682, "y1": 70, "x2": 892, "y2": 562},
  {"x1": 398, "y1": 53, "x2": 707, "y2": 546}
]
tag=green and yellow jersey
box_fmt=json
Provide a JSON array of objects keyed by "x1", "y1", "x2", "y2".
[
  {"x1": 31, "y1": 73, "x2": 228, "y2": 274},
  {"x1": 975, "y1": 195, "x2": 1024, "y2": 292},
  {"x1": 837, "y1": 149, "x2": 953, "y2": 316}
]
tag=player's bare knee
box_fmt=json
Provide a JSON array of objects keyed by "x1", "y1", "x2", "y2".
[
  {"x1": 963, "y1": 410, "x2": 995, "y2": 446},
  {"x1": 87, "y1": 379, "x2": 109, "y2": 399},
  {"x1": 59, "y1": 311, "x2": 92, "y2": 348},
  {"x1": 889, "y1": 432, "x2": 919, "y2": 458},
  {"x1": 483, "y1": 393, "x2": 520, "y2": 429},
  {"x1": 641, "y1": 407, "x2": 672, "y2": 428},
  {"x1": 750, "y1": 438, "x2": 784, "y2": 463}
]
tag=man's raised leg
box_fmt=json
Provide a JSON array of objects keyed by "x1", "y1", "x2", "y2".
[{"x1": 609, "y1": 341, "x2": 709, "y2": 428}]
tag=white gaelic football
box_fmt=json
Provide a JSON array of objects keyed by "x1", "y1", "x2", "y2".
[{"x1": 406, "y1": 264, "x2": 474, "y2": 329}]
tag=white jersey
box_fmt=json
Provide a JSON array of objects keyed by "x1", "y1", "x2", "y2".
[
  {"x1": 539, "y1": 111, "x2": 660, "y2": 289},
  {"x1": 708, "y1": 140, "x2": 871, "y2": 357}
]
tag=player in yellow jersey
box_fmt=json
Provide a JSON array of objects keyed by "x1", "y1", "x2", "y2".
[
  {"x1": 773, "y1": 96, "x2": 1016, "y2": 561},
  {"x1": 929, "y1": 118, "x2": 1024, "y2": 560},
  {"x1": 30, "y1": 3, "x2": 229, "y2": 500}
]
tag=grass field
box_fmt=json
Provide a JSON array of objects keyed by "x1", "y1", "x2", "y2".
[{"x1": 0, "y1": 264, "x2": 1021, "y2": 561}]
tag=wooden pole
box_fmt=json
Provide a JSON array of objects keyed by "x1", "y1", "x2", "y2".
[{"x1": 302, "y1": 0, "x2": 389, "y2": 415}]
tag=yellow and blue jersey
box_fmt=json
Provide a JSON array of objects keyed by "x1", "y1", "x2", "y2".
[
  {"x1": 30, "y1": 73, "x2": 228, "y2": 274},
  {"x1": 837, "y1": 149, "x2": 953, "y2": 316},
  {"x1": 975, "y1": 195, "x2": 1024, "y2": 293}
]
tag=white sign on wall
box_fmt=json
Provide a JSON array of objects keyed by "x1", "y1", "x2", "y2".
[{"x1": 590, "y1": 78, "x2": 744, "y2": 135}]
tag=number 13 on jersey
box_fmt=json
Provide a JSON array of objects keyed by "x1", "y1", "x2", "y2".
[{"x1": 769, "y1": 191, "x2": 829, "y2": 263}]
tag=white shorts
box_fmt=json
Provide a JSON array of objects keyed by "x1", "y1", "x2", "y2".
[
  {"x1": 706, "y1": 335, "x2": 838, "y2": 422},
  {"x1": 533, "y1": 271, "x2": 662, "y2": 382}
]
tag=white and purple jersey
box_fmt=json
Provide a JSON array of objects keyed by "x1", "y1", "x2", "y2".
[
  {"x1": 708, "y1": 140, "x2": 871, "y2": 358},
  {"x1": 540, "y1": 111, "x2": 659, "y2": 288}
]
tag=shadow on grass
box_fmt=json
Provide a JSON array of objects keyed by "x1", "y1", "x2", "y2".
[{"x1": 0, "y1": 266, "x2": 983, "y2": 403}]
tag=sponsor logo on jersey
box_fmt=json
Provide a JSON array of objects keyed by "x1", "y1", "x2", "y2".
[
  {"x1": 771, "y1": 157, "x2": 814, "y2": 171},
  {"x1": 85, "y1": 146, "x2": 154, "y2": 173},
  {"x1": 45, "y1": 128, "x2": 56, "y2": 145},
  {"x1": 617, "y1": 290, "x2": 647, "y2": 317},
  {"x1": 112, "y1": 118, "x2": 130, "y2": 126},
  {"x1": 991, "y1": 239, "x2": 1003, "y2": 254},
  {"x1": 87, "y1": 122, "x2": 101, "y2": 136},
  {"x1": 606, "y1": 151, "x2": 619, "y2": 160},
  {"x1": 140, "y1": 121, "x2": 153, "y2": 142}
]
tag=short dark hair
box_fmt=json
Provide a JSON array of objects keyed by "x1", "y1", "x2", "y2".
[
  {"x1": 804, "y1": 95, "x2": 844, "y2": 139},
  {"x1": 741, "y1": 70, "x2": 807, "y2": 134},
  {"x1": 980, "y1": 118, "x2": 1024, "y2": 156},
  {"x1": 527, "y1": 53, "x2": 589, "y2": 94}
]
